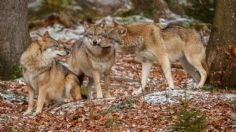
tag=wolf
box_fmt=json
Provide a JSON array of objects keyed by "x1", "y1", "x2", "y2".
[
  {"x1": 66, "y1": 22, "x2": 116, "y2": 99},
  {"x1": 20, "y1": 32, "x2": 82, "y2": 115},
  {"x1": 105, "y1": 22, "x2": 207, "y2": 95}
]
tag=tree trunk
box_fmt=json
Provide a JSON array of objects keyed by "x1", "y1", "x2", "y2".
[
  {"x1": 206, "y1": 0, "x2": 236, "y2": 88},
  {"x1": 0, "y1": 1, "x2": 29, "y2": 80}
]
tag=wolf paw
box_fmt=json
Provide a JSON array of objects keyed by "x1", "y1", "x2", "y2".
[
  {"x1": 105, "y1": 92, "x2": 111, "y2": 98},
  {"x1": 88, "y1": 95, "x2": 94, "y2": 100},
  {"x1": 32, "y1": 111, "x2": 41, "y2": 116},
  {"x1": 57, "y1": 98, "x2": 71, "y2": 103},
  {"x1": 193, "y1": 83, "x2": 203, "y2": 89},
  {"x1": 23, "y1": 110, "x2": 32, "y2": 115},
  {"x1": 132, "y1": 88, "x2": 142, "y2": 96},
  {"x1": 166, "y1": 87, "x2": 174, "y2": 91},
  {"x1": 96, "y1": 93, "x2": 103, "y2": 99}
]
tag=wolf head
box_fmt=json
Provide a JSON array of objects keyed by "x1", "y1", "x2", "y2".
[
  {"x1": 98, "y1": 21, "x2": 128, "y2": 47},
  {"x1": 83, "y1": 20, "x2": 114, "y2": 48},
  {"x1": 38, "y1": 32, "x2": 69, "y2": 60}
]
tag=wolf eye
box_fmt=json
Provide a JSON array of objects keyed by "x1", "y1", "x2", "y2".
[
  {"x1": 86, "y1": 34, "x2": 93, "y2": 39},
  {"x1": 45, "y1": 44, "x2": 56, "y2": 51},
  {"x1": 98, "y1": 32, "x2": 106, "y2": 38},
  {"x1": 84, "y1": 32, "x2": 92, "y2": 37}
]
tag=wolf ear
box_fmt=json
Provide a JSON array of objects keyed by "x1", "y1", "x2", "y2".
[
  {"x1": 119, "y1": 26, "x2": 127, "y2": 35},
  {"x1": 38, "y1": 37, "x2": 43, "y2": 42},
  {"x1": 112, "y1": 20, "x2": 120, "y2": 27},
  {"x1": 97, "y1": 19, "x2": 106, "y2": 28},
  {"x1": 83, "y1": 22, "x2": 89, "y2": 29},
  {"x1": 43, "y1": 31, "x2": 50, "y2": 37}
]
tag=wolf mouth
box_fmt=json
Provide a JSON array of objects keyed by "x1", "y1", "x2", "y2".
[
  {"x1": 57, "y1": 54, "x2": 67, "y2": 57},
  {"x1": 56, "y1": 53, "x2": 70, "y2": 62}
]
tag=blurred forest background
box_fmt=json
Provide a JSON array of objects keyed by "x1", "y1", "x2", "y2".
[{"x1": 1, "y1": 0, "x2": 235, "y2": 87}]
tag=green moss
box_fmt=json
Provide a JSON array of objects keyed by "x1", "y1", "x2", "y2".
[
  {"x1": 11, "y1": 65, "x2": 22, "y2": 79},
  {"x1": 115, "y1": 9, "x2": 136, "y2": 17}
]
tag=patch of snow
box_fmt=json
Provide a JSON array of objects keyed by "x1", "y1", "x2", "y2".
[
  {"x1": 144, "y1": 89, "x2": 215, "y2": 104},
  {"x1": 159, "y1": 14, "x2": 194, "y2": 27},
  {"x1": 144, "y1": 88, "x2": 236, "y2": 104},
  {"x1": 219, "y1": 94, "x2": 236, "y2": 101},
  {"x1": 0, "y1": 89, "x2": 26, "y2": 103},
  {"x1": 98, "y1": 16, "x2": 154, "y2": 25},
  {"x1": 30, "y1": 24, "x2": 85, "y2": 41},
  {"x1": 15, "y1": 78, "x2": 26, "y2": 85}
]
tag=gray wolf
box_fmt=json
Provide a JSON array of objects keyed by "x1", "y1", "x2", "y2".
[
  {"x1": 105, "y1": 22, "x2": 207, "y2": 95},
  {"x1": 20, "y1": 32, "x2": 82, "y2": 115},
  {"x1": 66, "y1": 22, "x2": 116, "y2": 99}
]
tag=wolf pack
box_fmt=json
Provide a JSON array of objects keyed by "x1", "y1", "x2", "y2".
[{"x1": 20, "y1": 20, "x2": 208, "y2": 115}]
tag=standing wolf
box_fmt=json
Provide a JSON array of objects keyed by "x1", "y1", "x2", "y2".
[
  {"x1": 20, "y1": 32, "x2": 81, "y2": 115},
  {"x1": 66, "y1": 22, "x2": 115, "y2": 99},
  {"x1": 106, "y1": 22, "x2": 207, "y2": 95}
]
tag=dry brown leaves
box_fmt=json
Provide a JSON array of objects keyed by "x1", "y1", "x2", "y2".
[{"x1": 0, "y1": 50, "x2": 235, "y2": 131}]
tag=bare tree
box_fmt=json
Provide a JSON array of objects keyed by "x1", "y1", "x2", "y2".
[
  {"x1": 206, "y1": 0, "x2": 236, "y2": 87},
  {"x1": 0, "y1": 1, "x2": 29, "y2": 80}
]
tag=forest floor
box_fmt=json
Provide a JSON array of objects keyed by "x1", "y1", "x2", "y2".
[
  {"x1": 0, "y1": 50, "x2": 236, "y2": 131},
  {"x1": 0, "y1": 22, "x2": 236, "y2": 131}
]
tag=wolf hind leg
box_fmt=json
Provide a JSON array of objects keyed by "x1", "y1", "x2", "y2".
[
  {"x1": 158, "y1": 54, "x2": 175, "y2": 89},
  {"x1": 180, "y1": 55, "x2": 200, "y2": 83},
  {"x1": 65, "y1": 74, "x2": 82, "y2": 101},
  {"x1": 185, "y1": 53, "x2": 207, "y2": 88}
]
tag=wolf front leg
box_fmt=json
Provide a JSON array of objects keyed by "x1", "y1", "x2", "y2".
[
  {"x1": 24, "y1": 86, "x2": 35, "y2": 115},
  {"x1": 104, "y1": 72, "x2": 111, "y2": 98},
  {"x1": 92, "y1": 70, "x2": 103, "y2": 99},
  {"x1": 132, "y1": 62, "x2": 152, "y2": 95},
  {"x1": 159, "y1": 54, "x2": 175, "y2": 89},
  {"x1": 34, "y1": 85, "x2": 47, "y2": 115}
]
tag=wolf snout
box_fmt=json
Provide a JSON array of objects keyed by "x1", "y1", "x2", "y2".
[
  {"x1": 66, "y1": 50, "x2": 70, "y2": 55},
  {"x1": 93, "y1": 40, "x2": 97, "y2": 45}
]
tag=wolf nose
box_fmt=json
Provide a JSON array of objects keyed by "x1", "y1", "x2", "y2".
[
  {"x1": 93, "y1": 40, "x2": 97, "y2": 45},
  {"x1": 66, "y1": 51, "x2": 70, "y2": 55}
]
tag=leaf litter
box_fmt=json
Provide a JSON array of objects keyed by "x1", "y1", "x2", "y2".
[{"x1": 0, "y1": 22, "x2": 236, "y2": 131}]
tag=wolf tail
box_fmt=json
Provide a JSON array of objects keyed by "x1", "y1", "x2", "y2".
[{"x1": 201, "y1": 58, "x2": 209, "y2": 74}]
